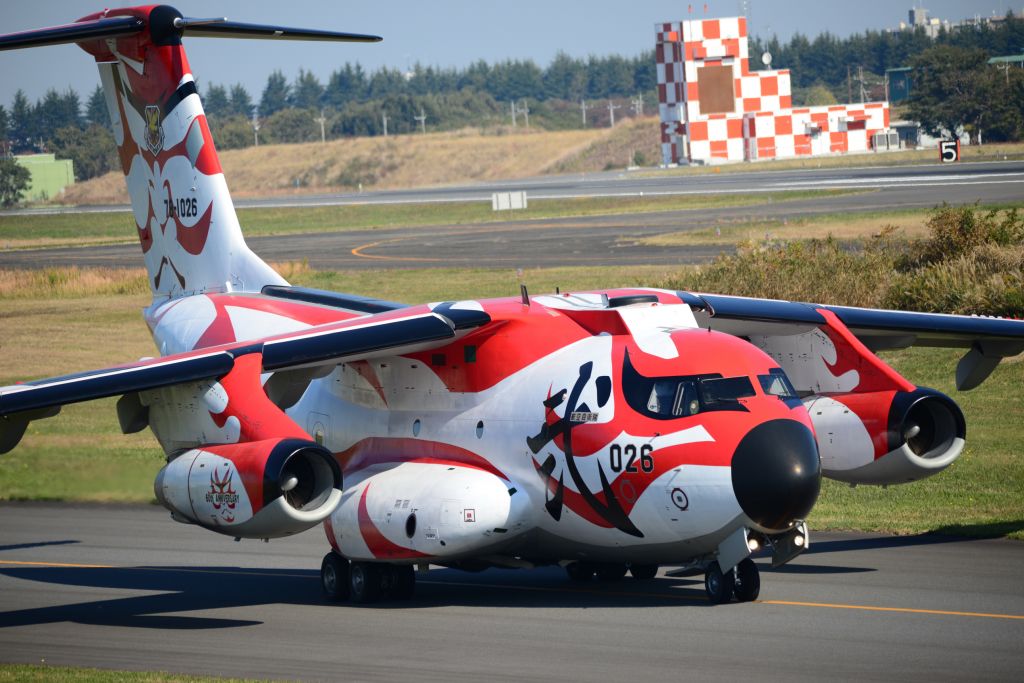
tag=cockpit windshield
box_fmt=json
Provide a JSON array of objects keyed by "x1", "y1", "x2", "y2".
[
  {"x1": 624, "y1": 351, "x2": 756, "y2": 420},
  {"x1": 757, "y1": 368, "x2": 799, "y2": 400}
]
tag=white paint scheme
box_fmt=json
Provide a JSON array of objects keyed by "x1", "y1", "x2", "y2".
[
  {"x1": 749, "y1": 328, "x2": 859, "y2": 393},
  {"x1": 802, "y1": 395, "x2": 875, "y2": 471},
  {"x1": 332, "y1": 462, "x2": 533, "y2": 561},
  {"x1": 225, "y1": 305, "x2": 312, "y2": 341},
  {"x1": 617, "y1": 304, "x2": 699, "y2": 359},
  {"x1": 98, "y1": 60, "x2": 285, "y2": 304}
]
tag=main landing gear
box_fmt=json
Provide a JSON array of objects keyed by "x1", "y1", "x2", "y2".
[
  {"x1": 321, "y1": 552, "x2": 415, "y2": 604},
  {"x1": 704, "y1": 558, "x2": 760, "y2": 604}
]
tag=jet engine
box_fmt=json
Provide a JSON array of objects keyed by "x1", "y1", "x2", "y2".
[
  {"x1": 154, "y1": 437, "x2": 342, "y2": 538},
  {"x1": 803, "y1": 387, "x2": 965, "y2": 485}
]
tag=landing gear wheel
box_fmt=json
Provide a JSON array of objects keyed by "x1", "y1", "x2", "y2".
[
  {"x1": 629, "y1": 564, "x2": 658, "y2": 580},
  {"x1": 321, "y1": 552, "x2": 350, "y2": 601},
  {"x1": 704, "y1": 562, "x2": 734, "y2": 604},
  {"x1": 565, "y1": 562, "x2": 595, "y2": 582},
  {"x1": 595, "y1": 563, "x2": 628, "y2": 581},
  {"x1": 388, "y1": 564, "x2": 416, "y2": 600},
  {"x1": 350, "y1": 561, "x2": 382, "y2": 604},
  {"x1": 733, "y1": 558, "x2": 760, "y2": 602}
]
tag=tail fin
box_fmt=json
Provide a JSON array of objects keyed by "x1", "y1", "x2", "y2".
[{"x1": 0, "y1": 5, "x2": 380, "y2": 302}]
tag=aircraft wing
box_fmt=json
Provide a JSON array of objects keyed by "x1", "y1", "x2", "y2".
[
  {"x1": 0, "y1": 306, "x2": 490, "y2": 453},
  {"x1": 683, "y1": 293, "x2": 1024, "y2": 391}
]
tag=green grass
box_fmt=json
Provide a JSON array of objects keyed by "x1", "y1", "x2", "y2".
[
  {"x1": 0, "y1": 664, "x2": 269, "y2": 683},
  {"x1": 0, "y1": 189, "x2": 856, "y2": 249}
]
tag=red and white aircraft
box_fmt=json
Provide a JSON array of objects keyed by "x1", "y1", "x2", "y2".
[{"x1": 2, "y1": 6, "x2": 1022, "y2": 604}]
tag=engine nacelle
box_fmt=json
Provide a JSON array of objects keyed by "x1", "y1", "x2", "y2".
[
  {"x1": 154, "y1": 438, "x2": 342, "y2": 538},
  {"x1": 804, "y1": 387, "x2": 966, "y2": 485}
]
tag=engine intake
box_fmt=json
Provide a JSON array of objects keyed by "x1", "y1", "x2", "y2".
[
  {"x1": 805, "y1": 387, "x2": 965, "y2": 485},
  {"x1": 154, "y1": 437, "x2": 342, "y2": 538}
]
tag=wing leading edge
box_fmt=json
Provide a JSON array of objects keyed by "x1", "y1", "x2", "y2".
[{"x1": 0, "y1": 307, "x2": 490, "y2": 454}]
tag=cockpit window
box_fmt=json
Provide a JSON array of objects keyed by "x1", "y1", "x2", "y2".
[
  {"x1": 758, "y1": 368, "x2": 798, "y2": 399},
  {"x1": 623, "y1": 350, "x2": 755, "y2": 420}
]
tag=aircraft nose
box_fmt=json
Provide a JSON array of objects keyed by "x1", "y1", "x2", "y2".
[{"x1": 731, "y1": 419, "x2": 821, "y2": 531}]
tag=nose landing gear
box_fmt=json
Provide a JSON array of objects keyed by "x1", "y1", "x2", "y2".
[{"x1": 704, "y1": 558, "x2": 760, "y2": 604}]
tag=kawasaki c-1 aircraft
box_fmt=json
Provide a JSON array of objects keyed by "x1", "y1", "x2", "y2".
[{"x1": 2, "y1": 6, "x2": 1023, "y2": 605}]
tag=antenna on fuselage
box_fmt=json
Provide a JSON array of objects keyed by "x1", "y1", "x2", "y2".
[{"x1": 520, "y1": 284, "x2": 530, "y2": 307}]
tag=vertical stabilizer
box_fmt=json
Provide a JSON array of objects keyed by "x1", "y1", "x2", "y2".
[
  {"x1": 0, "y1": 5, "x2": 379, "y2": 302},
  {"x1": 76, "y1": 6, "x2": 282, "y2": 301}
]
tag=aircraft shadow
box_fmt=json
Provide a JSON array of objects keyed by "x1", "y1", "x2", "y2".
[
  {"x1": 0, "y1": 539, "x2": 80, "y2": 552},
  {"x1": 0, "y1": 563, "x2": 734, "y2": 627},
  {"x1": 807, "y1": 531, "x2": 1003, "y2": 555}
]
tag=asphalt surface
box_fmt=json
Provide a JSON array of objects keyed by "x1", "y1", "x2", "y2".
[
  {"x1": 0, "y1": 503, "x2": 1022, "y2": 681},
  {"x1": 1, "y1": 160, "x2": 1022, "y2": 271}
]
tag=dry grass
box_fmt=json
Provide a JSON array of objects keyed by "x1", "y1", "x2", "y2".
[
  {"x1": 548, "y1": 117, "x2": 662, "y2": 173},
  {"x1": 60, "y1": 126, "x2": 613, "y2": 205},
  {"x1": 0, "y1": 267, "x2": 150, "y2": 300},
  {"x1": 639, "y1": 210, "x2": 933, "y2": 247}
]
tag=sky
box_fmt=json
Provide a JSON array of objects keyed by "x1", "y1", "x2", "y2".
[{"x1": 0, "y1": 1, "x2": 1017, "y2": 107}]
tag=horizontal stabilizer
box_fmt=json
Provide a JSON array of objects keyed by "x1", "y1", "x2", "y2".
[
  {"x1": 0, "y1": 16, "x2": 143, "y2": 51},
  {"x1": 182, "y1": 20, "x2": 381, "y2": 43},
  {"x1": 0, "y1": 6, "x2": 381, "y2": 52}
]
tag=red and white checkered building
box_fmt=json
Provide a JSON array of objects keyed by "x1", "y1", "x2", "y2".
[{"x1": 656, "y1": 16, "x2": 890, "y2": 165}]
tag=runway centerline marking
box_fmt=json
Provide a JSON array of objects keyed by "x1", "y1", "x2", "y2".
[{"x1": 4, "y1": 560, "x2": 1022, "y2": 621}]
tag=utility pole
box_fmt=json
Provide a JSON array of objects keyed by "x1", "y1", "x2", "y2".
[
  {"x1": 519, "y1": 100, "x2": 530, "y2": 129},
  {"x1": 607, "y1": 100, "x2": 621, "y2": 127},
  {"x1": 381, "y1": 112, "x2": 389, "y2": 137},
  {"x1": 316, "y1": 109, "x2": 326, "y2": 144},
  {"x1": 857, "y1": 66, "x2": 867, "y2": 103},
  {"x1": 847, "y1": 65, "x2": 852, "y2": 103},
  {"x1": 631, "y1": 93, "x2": 644, "y2": 117},
  {"x1": 580, "y1": 99, "x2": 588, "y2": 126},
  {"x1": 510, "y1": 100, "x2": 517, "y2": 127},
  {"x1": 251, "y1": 112, "x2": 260, "y2": 146},
  {"x1": 414, "y1": 108, "x2": 426, "y2": 133}
]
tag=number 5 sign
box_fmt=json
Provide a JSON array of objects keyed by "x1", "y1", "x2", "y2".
[{"x1": 940, "y1": 139, "x2": 960, "y2": 163}]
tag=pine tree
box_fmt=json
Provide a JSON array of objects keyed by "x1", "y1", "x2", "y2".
[
  {"x1": 228, "y1": 84, "x2": 254, "y2": 118},
  {"x1": 291, "y1": 69, "x2": 324, "y2": 110},
  {"x1": 202, "y1": 83, "x2": 230, "y2": 117},
  {"x1": 85, "y1": 85, "x2": 110, "y2": 128},
  {"x1": 259, "y1": 71, "x2": 290, "y2": 118}
]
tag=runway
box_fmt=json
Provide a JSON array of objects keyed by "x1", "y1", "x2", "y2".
[
  {"x1": 1, "y1": 161, "x2": 1022, "y2": 271},
  {"x1": 0, "y1": 503, "x2": 1022, "y2": 681}
]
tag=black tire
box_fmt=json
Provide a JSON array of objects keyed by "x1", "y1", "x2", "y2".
[
  {"x1": 704, "y1": 562, "x2": 734, "y2": 604},
  {"x1": 565, "y1": 561, "x2": 595, "y2": 582},
  {"x1": 350, "y1": 561, "x2": 382, "y2": 604},
  {"x1": 321, "y1": 552, "x2": 350, "y2": 601},
  {"x1": 595, "y1": 563, "x2": 628, "y2": 581},
  {"x1": 629, "y1": 564, "x2": 659, "y2": 580},
  {"x1": 733, "y1": 558, "x2": 761, "y2": 602},
  {"x1": 389, "y1": 564, "x2": 416, "y2": 601}
]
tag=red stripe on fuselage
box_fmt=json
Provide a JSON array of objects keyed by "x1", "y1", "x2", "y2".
[{"x1": 357, "y1": 484, "x2": 429, "y2": 560}]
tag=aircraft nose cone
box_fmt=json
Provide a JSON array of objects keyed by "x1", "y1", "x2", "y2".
[{"x1": 731, "y1": 419, "x2": 821, "y2": 531}]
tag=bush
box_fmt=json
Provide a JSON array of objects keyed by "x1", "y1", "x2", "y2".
[
  {"x1": 655, "y1": 205, "x2": 1024, "y2": 318},
  {"x1": 0, "y1": 157, "x2": 30, "y2": 207}
]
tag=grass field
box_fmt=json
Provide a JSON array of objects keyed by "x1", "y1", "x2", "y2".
[
  {"x1": 1, "y1": 262, "x2": 1021, "y2": 539},
  {"x1": 0, "y1": 189, "x2": 857, "y2": 250}
]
